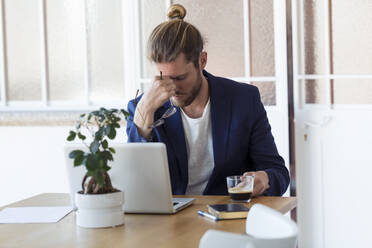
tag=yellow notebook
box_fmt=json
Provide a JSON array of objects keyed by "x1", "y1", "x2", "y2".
[{"x1": 207, "y1": 204, "x2": 250, "y2": 219}]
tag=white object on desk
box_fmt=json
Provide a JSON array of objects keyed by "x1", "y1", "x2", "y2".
[
  {"x1": 199, "y1": 204, "x2": 298, "y2": 248},
  {"x1": 199, "y1": 230, "x2": 255, "y2": 248},
  {"x1": 0, "y1": 206, "x2": 72, "y2": 224},
  {"x1": 75, "y1": 191, "x2": 125, "y2": 228},
  {"x1": 245, "y1": 204, "x2": 298, "y2": 248}
]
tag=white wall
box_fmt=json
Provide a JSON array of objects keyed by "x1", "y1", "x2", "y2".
[
  {"x1": 0, "y1": 126, "x2": 127, "y2": 207},
  {"x1": 321, "y1": 111, "x2": 372, "y2": 248},
  {"x1": 295, "y1": 109, "x2": 372, "y2": 248}
]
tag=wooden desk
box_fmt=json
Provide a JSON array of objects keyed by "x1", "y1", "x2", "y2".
[{"x1": 0, "y1": 193, "x2": 296, "y2": 248}]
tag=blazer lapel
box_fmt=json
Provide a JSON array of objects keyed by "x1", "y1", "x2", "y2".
[
  {"x1": 204, "y1": 71, "x2": 232, "y2": 192},
  {"x1": 162, "y1": 103, "x2": 188, "y2": 187}
]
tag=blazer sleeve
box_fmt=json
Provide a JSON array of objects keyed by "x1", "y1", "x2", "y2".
[
  {"x1": 126, "y1": 99, "x2": 157, "y2": 142},
  {"x1": 248, "y1": 88, "x2": 290, "y2": 196}
]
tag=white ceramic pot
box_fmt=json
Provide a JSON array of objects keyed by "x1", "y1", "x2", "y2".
[{"x1": 75, "y1": 191, "x2": 125, "y2": 228}]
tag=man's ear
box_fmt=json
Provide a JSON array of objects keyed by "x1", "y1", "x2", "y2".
[{"x1": 199, "y1": 51, "x2": 207, "y2": 70}]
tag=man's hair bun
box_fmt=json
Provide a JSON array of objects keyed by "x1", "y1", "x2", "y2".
[
  {"x1": 148, "y1": 3, "x2": 204, "y2": 68},
  {"x1": 167, "y1": 4, "x2": 186, "y2": 20}
]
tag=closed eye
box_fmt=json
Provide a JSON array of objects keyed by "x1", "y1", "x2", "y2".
[
  {"x1": 173, "y1": 77, "x2": 186, "y2": 81},
  {"x1": 170, "y1": 73, "x2": 188, "y2": 81}
]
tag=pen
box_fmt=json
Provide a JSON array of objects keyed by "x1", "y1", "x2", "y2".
[{"x1": 197, "y1": 210, "x2": 219, "y2": 221}]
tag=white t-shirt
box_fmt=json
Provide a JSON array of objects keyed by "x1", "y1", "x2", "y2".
[{"x1": 181, "y1": 99, "x2": 215, "y2": 195}]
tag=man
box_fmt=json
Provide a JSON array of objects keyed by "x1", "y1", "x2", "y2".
[{"x1": 126, "y1": 4, "x2": 289, "y2": 196}]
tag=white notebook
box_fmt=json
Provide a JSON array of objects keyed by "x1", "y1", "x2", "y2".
[{"x1": 0, "y1": 206, "x2": 72, "y2": 224}]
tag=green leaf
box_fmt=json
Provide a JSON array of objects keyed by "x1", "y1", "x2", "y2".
[
  {"x1": 109, "y1": 147, "x2": 116, "y2": 154},
  {"x1": 69, "y1": 150, "x2": 84, "y2": 159},
  {"x1": 121, "y1": 109, "x2": 129, "y2": 117},
  {"x1": 105, "y1": 125, "x2": 111, "y2": 137},
  {"x1": 113, "y1": 123, "x2": 120, "y2": 129},
  {"x1": 95, "y1": 172, "x2": 104, "y2": 186},
  {"x1": 95, "y1": 127, "x2": 104, "y2": 140},
  {"x1": 90, "y1": 140, "x2": 100, "y2": 153},
  {"x1": 88, "y1": 114, "x2": 92, "y2": 121},
  {"x1": 108, "y1": 128, "x2": 116, "y2": 139},
  {"x1": 86, "y1": 154, "x2": 99, "y2": 170},
  {"x1": 99, "y1": 159, "x2": 105, "y2": 168},
  {"x1": 102, "y1": 139, "x2": 108, "y2": 149},
  {"x1": 101, "y1": 150, "x2": 113, "y2": 161},
  {"x1": 102, "y1": 164, "x2": 111, "y2": 172},
  {"x1": 67, "y1": 131, "x2": 76, "y2": 141},
  {"x1": 85, "y1": 157, "x2": 94, "y2": 171},
  {"x1": 74, "y1": 154, "x2": 84, "y2": 167},
  {"x1": 78, "y1": 132, "x2": 86, "y2": 140},
  {"x1": 80, "y1": 113, "x2": 86, "y2": 118}
]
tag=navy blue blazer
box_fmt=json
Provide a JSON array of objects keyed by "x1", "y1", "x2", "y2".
[{"x1": 126, "y1": 70, "x2": 289, "y2": 196}]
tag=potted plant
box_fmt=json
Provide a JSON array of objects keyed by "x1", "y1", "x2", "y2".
[{"x1": 66, "y1": 107, "x2": 129, "y2": 228}]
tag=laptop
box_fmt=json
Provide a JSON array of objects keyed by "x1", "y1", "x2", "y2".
[{"x1": 64, "y1": 142, "x2": 194, "y2": 214}]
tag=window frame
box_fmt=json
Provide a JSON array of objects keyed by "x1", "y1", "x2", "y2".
[
  {"x1": 0, "y1": 0, "x2": 286, "y2": 112},
  {"x1": 293, "y1": 0, "x2": 372, "y2": 109}
]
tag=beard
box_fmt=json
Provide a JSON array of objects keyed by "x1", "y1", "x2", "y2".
[{"x1": 172, "y1": 71, "x2": 203, "y2": 108}]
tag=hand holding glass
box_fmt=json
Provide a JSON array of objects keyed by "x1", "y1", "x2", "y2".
[{"x1": 226, "y1": 175, "x2": 254, "y2": 202}]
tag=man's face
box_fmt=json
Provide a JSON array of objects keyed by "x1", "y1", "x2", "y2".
[{"x1": 156, "y1": 53, "x2": 202, "y2": 108}]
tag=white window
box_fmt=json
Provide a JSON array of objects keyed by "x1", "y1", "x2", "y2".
[
  {"x1": 294, "y1": 0, "x2": 372, "y2": 108},
  {"x1": 0, "y1": 0, "x2": 286, "y2": 124}
]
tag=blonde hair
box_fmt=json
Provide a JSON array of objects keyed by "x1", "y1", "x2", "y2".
[{"x1": 147, "y1": 4, "x2": 204, "y2": 67}]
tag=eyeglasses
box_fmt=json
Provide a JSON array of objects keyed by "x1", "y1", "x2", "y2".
[
  {"x1": 134, "y1": 71, "x2": 177, "y2": 129},
  {"x1": 149, "y1": 100, "x2": 177, "y2": 128}
]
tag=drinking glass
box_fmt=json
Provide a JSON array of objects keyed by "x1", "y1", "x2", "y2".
[{"x1": 226, "y1": 175, "x2": 254, "y2": 202}]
